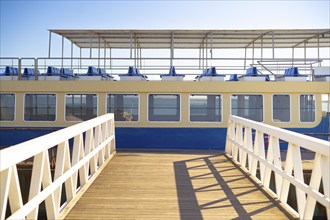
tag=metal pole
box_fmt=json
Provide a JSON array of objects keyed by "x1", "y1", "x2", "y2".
[
  {"x1": 261, "y1": 35, "x2": 263, "y2": 61},
  {"x1": 252, "y1": 42, "x2": 254, "y2": 64},
  {"x1": 98, "y1": 36, "x2": 101, "y2": 69},
  {"x1": 61, "y1": 36, "x2": 64, "y2": 68},
  {"x1": 272, "y1": 32, "x2": 275, "y2": 59},
  {"x1": 90, "y1": 34, "x2": 92, "y2": 58},
  {"x1": 140, "y1": 48, "x2": 142, "y2": 69},
  {"x1": 210, "y1": 32, "x2": 213, "y2": 59},
  {"x1": 48, "y1": 31, "x2": 52, "y2": 58},
  {"x1": 199, "y1": 48, "x2": 201, "y2": 69},
  {"x1": 318, "y1": 36, "x2": 320, "y2": 66},
  {"x1": 130, "y1": 32, "x2": 133, "y2": 59},
  {"x1": 171, "y1": 32, "x2": 174, "y2": 67},
  {"x1": 304, "y1": 42, "x2": 306, "y2": 65},
  {"x1": 80, "y1": 48, "x2": 82, "y2": 71},
  {"x1": 110, "y1": 48, "x2": 112, "y2": 69},
  {"x1": 244, "y1": 47, "x2": 247, "y2": 69},
  {"x1": 202, "y1": 45, "x2": 204, "y2": 69},
  {"x1": 104, "y1": 42, "x2": 106, "y2": 69},
  {"x1": 292, "y1": 47, "x2": 294, "y2": 67},
  {"x1": 71, "y1": 42, "x2": 73, "y2": 69},
  {"x1": 206, "y1": 35, "x2": 208, "y2": 69},
  {"x1": 134, "y1": 35, "x2": 137, "y2": 68}
]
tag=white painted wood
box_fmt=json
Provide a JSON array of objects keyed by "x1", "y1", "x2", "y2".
[
  {"x1": 302, "y1": 153, "x2": 322, "y2": 219},
  {"x1": 0, "y1": 168, "x2": 11, "y2": 220},
  {"x1": 225, "y1": 115, "x2": 330, "y2": 219},
  {"x1": 0, "y1": 114, "x2": 115, "y2": 220}
]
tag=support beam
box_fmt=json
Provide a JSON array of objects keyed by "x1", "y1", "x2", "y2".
[
  {"x1": 171, "y1": 32, "x2": 174, "y2": 67},
  {"x1": 245, "y1": 31, "x2": 271, "y2": 48},
  {"x1": 71, "y1": 42, "x2": 73, "y2": 69},
  {"x1": 130, "y1": 32, "x2": 133, "y2": 59},
  {"x1": 292, "y1": 31, "x2": 330, "y2": 48},
  {"x1": 61, "y1": 36, "x2": 64, "y2": 68},
  {"x1": 90, "y1": 34, "x2": 92, "y2": 59},
  {"x1": 98, "y1": 35, "x2": 101, "y2": 69},
  {"x1": 210, "y1": 32, "x2": 213, "y2": 59},
  {"x1": 48, "y1": 31, "x2": 52, "y2": 58},
  {"x1": 272, "y1": 32, "x2": 275, "y2": 59}
]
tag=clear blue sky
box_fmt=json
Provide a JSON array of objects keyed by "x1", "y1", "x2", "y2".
[{"x1": 1, "y1": 0, "x2": 329, "y2": 57}]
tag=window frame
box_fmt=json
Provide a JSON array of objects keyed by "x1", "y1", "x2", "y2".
[
  {"x1": 23, "y1": 93, "x2": 57, "y2": 122},
  {"x1": 230, "y1": 94, "x2": 264, "y2": 122},
  {"x1": 0, "y1": 93, "x2": 16, "y2": 122},
  {"x1": 299, "y1": 94, "x2": 316, "y2": 123},
  {"x1": 106, "y1": 93, "x2": 140, "y2": 123},
  {"x1": 64, "y1": 93, "x2": 98, "y2": 122},
  {"x1": 147, "y1": 93, "x2": 181, "y2": 123},
  {"x1": 271, "y1": 94, "x2": 291, "y2": 123},
  {"x1": 188, "y1": 93, "x2": 223, "y2": 123}
]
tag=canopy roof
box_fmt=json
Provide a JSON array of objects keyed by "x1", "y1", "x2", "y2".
[{"x1": 49, "y1": 29, "x2": 330, "y2": 49}]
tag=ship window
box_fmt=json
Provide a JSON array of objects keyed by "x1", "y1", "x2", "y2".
[
  {"x1": 272, "y1": 95, "x2": 290, "y2": 122},
  {"x1": 65, "y1": 94, "x2": 97, "y2": 121},
  {"x1": 231, "y1": 94, "x2": 263, "y2": 122},
  {"x1": 107, "y1": 94, "x2": 139, "y2": 122},
  {"x1": 0, "y1": 93, "x2": 15, "y2": 121},
  {"x1": 190, "y1": 94, "x2": 222, "y2": 122},
  {"x1": 24, "y1": 94, "x2": 56, "y2": 121},
  {"x1": 300, "y1": 94, "x2": 315, "y2": 122},
  {"x1": 148, "y1": 94, "x2": 180, "y2": 122}
]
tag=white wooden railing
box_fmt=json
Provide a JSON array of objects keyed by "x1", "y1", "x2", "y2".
[
  {"x1": 0, "y1": 113, "x2": 116, "y2": 220},
  {"x1": 225, "y1": 115, "x2": 330, "y2": 219}
]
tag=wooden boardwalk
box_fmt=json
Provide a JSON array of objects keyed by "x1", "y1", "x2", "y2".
[{"x1": 66, "y1": 150, "x2": 295, "y2": 220}]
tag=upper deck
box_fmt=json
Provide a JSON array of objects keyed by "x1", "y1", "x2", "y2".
[{"x1": 1, "y1": 29, "x2": 330, "y2": 80}]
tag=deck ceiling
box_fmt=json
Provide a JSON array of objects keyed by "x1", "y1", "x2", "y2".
[{"x1": 49, "y1": 29, "x2": 330, "y2": 49}]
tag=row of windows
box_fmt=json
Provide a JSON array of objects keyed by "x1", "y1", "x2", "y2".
[{"x1": 0, "y1": 93, "x2": 316, "y2": 123}]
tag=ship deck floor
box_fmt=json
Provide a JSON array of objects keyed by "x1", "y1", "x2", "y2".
[{"x1": 65, "y1": 150, "x2": 295, "y2": 219}]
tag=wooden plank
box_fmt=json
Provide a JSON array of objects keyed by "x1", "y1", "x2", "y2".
[{"x1": 66, "y1": 150, "x2": 295, "y2": 219}]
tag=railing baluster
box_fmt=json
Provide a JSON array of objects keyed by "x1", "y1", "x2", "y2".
[
  {"x1": 279, "y1": 143, "x2": 294, "y2": 205},
  {"x1": 27, "y1": 151, "x2": 46, "y2": 219},
  {"x1": 263, "y1": 135, "x2": 274, "y2": 188},
  {"x1": 271, "y1": 136, "x2": 282, "y2": 196},
  {"x1": 0, "y1": 114, "x2": 116, "y2": 219},
  {"x1": 321, "y1": 155, "x2": 330, "y2": 219},
  {"x1": 245, "y1": 127, "x2": 253, "y2": 172},
  {"x1": 291, "y1": 144, "x2": 306, "y2": 217},
  {"x1": 225, "y1": 115, "x2": 329, "y2": 219},
  {"x1": 303, "y1": 153, "x2": 322, "y2": 219},
  {"x1": 0, "y1": 168, "x2": 11, "y2": 219}
]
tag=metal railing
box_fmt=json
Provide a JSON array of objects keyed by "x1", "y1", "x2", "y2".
[
  {"x1": 225, "y1": 115, "x2": 330, "y2": 219},
  {"x1": 0, "y1": 113, "x2": 116, "y2": 219},
  {"x1": 1, "y1": 56, "x2": 327, "y2": 78}
]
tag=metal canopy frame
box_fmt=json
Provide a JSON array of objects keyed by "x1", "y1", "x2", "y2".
[{"x1": 49, "y1": 29, "x2": 330, "y2": 50}]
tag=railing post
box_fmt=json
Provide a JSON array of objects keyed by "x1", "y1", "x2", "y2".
[
  {"x1": 225, "y1": 115, "x2": 330, "y2": 219},
  {"x1": 0, "y1": 114, "x2": 116, "y2": 219}
]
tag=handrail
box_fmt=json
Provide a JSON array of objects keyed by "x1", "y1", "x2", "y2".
[
  {"x1": 0, "y1": 113, "x2": 116, "y2": 219},
  {"x1": 225, "y1": 115, "x2": 330, "y2": 219}
]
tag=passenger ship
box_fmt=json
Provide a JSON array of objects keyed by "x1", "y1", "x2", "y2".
[{"x1": 0, "y1": 29, "x2": 329, "y2": 149}]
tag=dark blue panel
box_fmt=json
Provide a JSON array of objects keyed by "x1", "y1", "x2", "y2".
[
  {"x1": 1, "y1": 114, "x2": 328, "y2": 150},
  {"x1": 0, "y1": 128, "x2": 61, "y2": 149},
  {"x1": 115, "y1": 127, "x2": 228, "y2": 150}
]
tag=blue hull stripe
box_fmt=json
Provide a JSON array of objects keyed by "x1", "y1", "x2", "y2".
[{"x1": 1, "y1": 116, "x2": 328, "y2": 150}]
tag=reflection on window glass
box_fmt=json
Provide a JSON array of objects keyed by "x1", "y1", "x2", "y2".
[
  {"x1": 273, "y1": 95, "x2": 290, "y2": 122},
  {"x1": 300, "y1": 94, "x2": 315, "y2": 122},
  {"x1": 107, "y1": 94, "x2": 139, "y2": 121},
  {"x1": 24, "y1": 94, "x2": 56, "y2": 121},
  {"x1": 231, "y1": 94, "x2": 263, "y2": 122},
  {"x1": 190, "y1": 94, "x2": 222, "y2": 122},
  {"x1": 66, "y1": 94, "x2": 97, "y2": 121},
  {"x1": 148, "y1": 94, "x2": 180, "y2": 121},
  {"x1": 0, "y1": 94, "x2": 15, "y2": 121}
]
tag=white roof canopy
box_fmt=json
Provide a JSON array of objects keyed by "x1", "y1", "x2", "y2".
[{"x1": 49, "y1": 29, "x2": 330, "y2": 49}]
